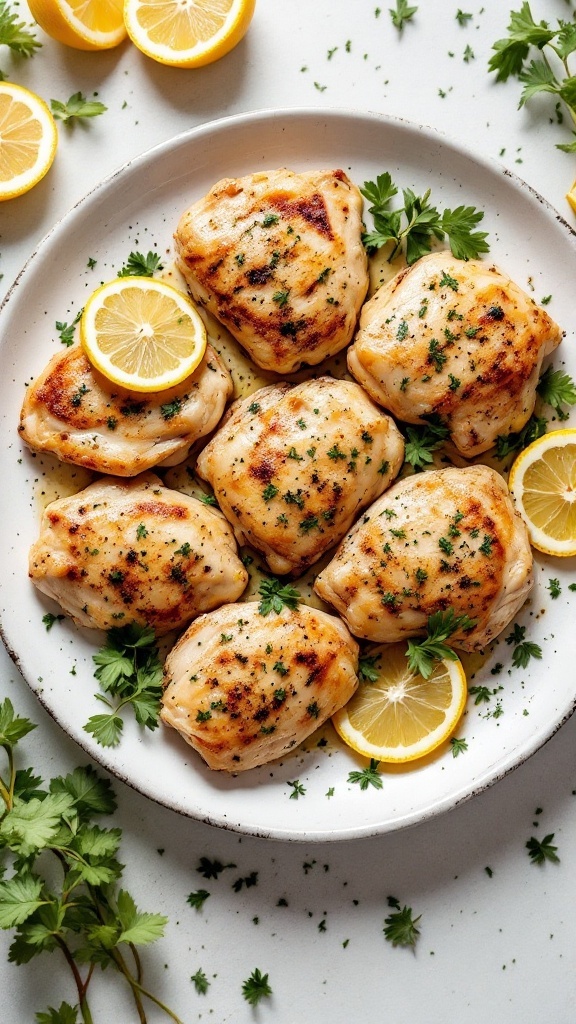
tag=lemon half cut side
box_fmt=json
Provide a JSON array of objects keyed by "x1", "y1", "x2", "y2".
[
  {"x1": 332, "y1": 642, "x2": 467, "y2": 764},
  {"x1": 123, "y1": 0, "x2": 256, "y2": 68},
  {"x1": 28, "y1": 0, "x2": 127, "y2": 49},
  {"x1": 0, "y1": 83, "x2": 58, "y2": 202},
  {"x1": 80, "y1": 277, "x2": 208, "y2": 393},
  {"x1": 508, "y1": 428, "x2": 576, "y2": 557}
]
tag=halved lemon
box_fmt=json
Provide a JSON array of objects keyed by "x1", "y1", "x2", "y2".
[
  {"x1": 28, "y1": 0, "x2": 127, "y2": 50},
  {"x1": 333, "y1": 642, "x2": 467, "y2": 763},
  {"x1": 567, "y1": 179, "x2": 576, "y2": 216},
  {"x1": 0, "y1": 83, "x2": 57, "y2": 202},
  {"x1": 80, "y1": 277, "x2": 207, "y2": 392},
  {"x1": 508, "y1": 428, "x2": 576, "y2": 556},
  {"x1": 123, "y1": 0, "x2": 256, "y2": 68}
]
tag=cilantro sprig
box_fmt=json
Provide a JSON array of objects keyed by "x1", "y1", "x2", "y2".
[
  {"x1": 83, "y1": 623, "x2": 163, "y2": 747},
  {"x1": 50, "y1": 92, "x2": 107, "y2": 125},
  {"x1": 0, "y1": 700, "x2": 180, "y2": 1024},
  {"x1": 361, "y1": 172, "x2": 489, "y2": 265},
  {"x1": 537, "y1": 366, "x2": 576, "y2": 420},
  {"x1": 0, "y1": 0, "x2": 41, "y2": 57},
  {"x1": 258, "y1": 578, "x2": 301, "y2": 616},
  {"x1": 407, "y1": 609, "x2": 476, "y2": 679},
  {"x1": 488, "y1": 3, "x2": 576, "y2": 152}
]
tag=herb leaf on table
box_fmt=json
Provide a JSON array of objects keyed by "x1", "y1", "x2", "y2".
[{"x1": 0, "y1": 0, "x2": 41, "y2": 57}]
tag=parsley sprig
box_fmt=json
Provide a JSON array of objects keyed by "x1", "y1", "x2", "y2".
[
  {"x1": 390, "y1": 0, "x2": 418, "y2": 32},
  {"x1": 83, "y1": 623, "x2": 164, "y2": 748},
  {"x1": 0, "y1": 699, "x2": 180, "y2": 1024},
  {"x1": 361, "y1": 172, "x2": 489, "y2": 265},
  {"x1": 526, "y1": 833, "x2": 560, "y2": 865},
  {"x1": 488, "y1": 3, "x2": 576, "y2": 152},
  {"x1": 117, "y1": 251, "x2": 164, "y2": 278},
  {"x1": 258, "y1": 578, "x2": 301, "y2": 616},
  {"x1": 536, "y1": 366, "x2": 576, "y2": 420},
  {"x1": 407, "y1": 609, "x2": 476, "y2": 679},
  {"x1": 384, "y1": 896, "x2": 421, "y2": 948},
  {"x1": 50, "y1": 92, "x2": 107, "y2": 125},
  {"x1": 0, "y1": 0, "x2": 41, "y2": 56},
  {"x1": 242, "y1": 967, "x2": 273, "y2": 1006},
  {"x1": 403, "y1": 417, "x2": 450, "y2": 471}
]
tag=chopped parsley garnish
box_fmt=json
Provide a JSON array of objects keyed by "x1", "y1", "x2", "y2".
[
  {"x1": 242, "y1": 968, "x2": 273, "y2": 1006},
  {"x1": 262, "y1": 483, "x2": 279, "y2": 501},
  {"x1": 537, "y1": 366, "x2": 576, "y2": 420},
  {"x1": 50, "y1": 91, "x2": 107, "y2": 125},
  {"x1": 187, "y1": 889, "x2": 211, "y2": 911},
  {"x1": 526, "y1": 833, "x2": 560, "y2": 865},
  {"x1": 512, "y1": 640, "x2": 543, "y2": 669},
  {"x1": 56, "y1": 309, "x2": 82, "y2": 346},
  {"x1": 548, "y1": 578, "x2": 561, "y2": 599},
  {"x1": 0, "y1": 1, "x2": 41, "y2": 56},
  {"x1": 160, "y1": 397, "x2": 182, "y2": 420},
  {"x1": 287, "y1": 779, "x2": 306, "y2": 799},
  {"x1": 389, "y1": 0, "x2": 418, "y2": 32},
  {"x1": 403, "y1": 418, "x2": 450, "y2": 470},
  {"x1": 348, "y1": 758, "x2": 383, "y2": 790},
  {"x1": 273, "y1": 289, "x2": 290, "y2": 306},
  {"x1": 384, "y1": 897, "x2": 421, "y2": 948},
  {"x1": 361, "y1": 172, "x2": 489, "y2": 264},
  {"x1": 407, "y1": 609, "x2": 476, "y2": 679},
  {"x1": 450, "y1": 737, "x2": 468, "y2": 757},
  {"x1": 258, "y1": 578, "x2": 300, "y2": 615},
  {"x1": 191, "y1": 968, "x2": 210, "y2": 994},
  {"x1": 117, "y1": 250, "x2": 163, "y2": 277}
]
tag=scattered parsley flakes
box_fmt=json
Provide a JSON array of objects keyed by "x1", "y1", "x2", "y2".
[
  {"x1": 56, "y1": 309, "x2": 82, "y2": 347},
  {"x1": 548, "y1": 578, "x2": 561, "y2": 599},
  {"x1": 389, "y1": 0, "x2": 418, "y2": 32},
  {"x1": 186, "y1": 889, "x2": 210, "y2": 911},
  {"x1": 450, "y1": 736, "x2": 468, "y2": 757},
  {"x1": 537, "y1": 366, "x2": 576, "y2": 420},
  {"x1": 526, "y1": 833, "x2": 560, "y2": 865},
  {"x1": 191, "y1": 968, "x2": 210, "y2": 994},
  {"x1": 287, "y1": 779, "x2": 306, "y2": 799},
  {"x1": 42, "y1": 612, "x2": 64, "y2": 632},
  {"x1": 258, "y1": 577, "x2": 300, "y2": 616},
  {"x1": 242, "y1": 968, "x2": 273, "y2": 1006},
  {"x1": 384, "y1": 897, "x2": 421, "y2": 948},
  {"x1": 512, "y1": 640, "x2": 543, "y2": 669}
]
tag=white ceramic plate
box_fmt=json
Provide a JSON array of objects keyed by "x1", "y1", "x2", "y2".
[{"x1": 1, "y1": 108, "x2": 576, "y2": 842}]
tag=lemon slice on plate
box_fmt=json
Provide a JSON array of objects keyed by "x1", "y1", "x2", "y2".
[
  {"x1": 508, "y1": 428, "x2": 576, "y2": 556},
  {"x1": 333, "y1": 642, "x2": 467, "y2": 763},
  {"x1": 28, "y1": 0, "x2": 126, "y2": 50},
  {"x1": 80, "y1": 277, "x2": 208, "y2": 392},
  {"x1": 567, "y1": 179, "x2": 576, "y2": 216},
  {"x1": 0, "y1": 83, "x2": 58, "y2": 202},
  {"x1": 124, "y1": 0, "x2": 256, "y2": 67}
]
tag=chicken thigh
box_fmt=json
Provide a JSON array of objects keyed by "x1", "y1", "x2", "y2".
[
  {"x1": 29, "y1": 472, "x2": 248, "y2": 635},
  {"x1": 314, "y1": 465, "x2": 533, "y2": 651},
  {"x1": 19, "y1": 343, "x2": 232, "y2": 476},
  {"x1": 161, "y1": 600, "x2": 359, "y2": 772},
  {"x1": 196, "y1": 377, "x2": 405, "y2": 577},
  {"x1": 347, "y1": 252, "x2": 563, "y2": 457},
  {"x1": 174, "y1": 167, "x2": 369, "y2": 374}
]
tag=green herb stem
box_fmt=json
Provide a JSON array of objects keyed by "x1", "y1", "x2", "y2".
[{"x1": 54, "y1": 934, "x2": 94, "y2": 1024}]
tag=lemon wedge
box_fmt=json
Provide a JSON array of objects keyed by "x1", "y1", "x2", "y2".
[
  {"x1": 0, "y1": 83, "x2": 57, "y2": 202},
  {"x1": 508, "y1": 428, "x2": 576, "y2": 556},
  {"x1": 28, "y1": 0, "x2": 127, "y2": 50},
  {"x1": 332, "y1": 642, "x2": 467, "y2": 763},
  {"x1": 80, "y1": 277, "x2": 208, "y2": 392},
  {"x1": 567, "y1": 179, "x2": 576, "y2": 216},
  {"x1": 123, "y1": 0, "x2": 256, "y2": 67}
]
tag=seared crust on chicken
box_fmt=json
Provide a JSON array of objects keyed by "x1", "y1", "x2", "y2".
[
  {"x1": 314, "y1": 465, "x2": 533, "y2": 651},
  {"x1": 19, "y1": 343, "x2": 232, "y2": 476},
  {"x1": 347, "y1": 252, "x2": 562, "y2": 457},
  {"x1": 161, "y1": 601, "x2": 359, "y2": 771},
  {"x1": 29, "y1": 472, "x2": 248, "y2": 635},
  {"x1": 174, "y1": 168, "x2": 369, "y2": 374},
  {"x1": 196, "y1": 377, "x2": 405, "y2": 577}
]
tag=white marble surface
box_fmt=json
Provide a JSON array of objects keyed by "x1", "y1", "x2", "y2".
[{"x1": 1, "y1": 2, "x2": 576, "y2": 1021}]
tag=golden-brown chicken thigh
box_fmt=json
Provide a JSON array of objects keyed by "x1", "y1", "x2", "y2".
[
  {"x1": 196, "y1": 377, "x2": 405, "y2": 577},
  {"x1": 314, "y1": 465, "x2": 533, "y2": 651},
  {"x1": 347, "y1": 252, "x2": 562, "y2": 457},
  {"x1": 19, "y1": 343, "x2": 232, "y2": 476},
  {"x1": 174, "y1": 167, "x2": 369, "y2": 374},
  {"x1": 29, "y1": 472, "x2": 248, "y2": 634},
  {"x1": 161, "y1": 600, "x2": 359, "y2": 772}
]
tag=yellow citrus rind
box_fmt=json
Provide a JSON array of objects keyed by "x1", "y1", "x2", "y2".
[
  {"x1": 0, "y1": 83, "x2": 57, "y2": 202},
  {"x1": 567, "y1": 179, "x2": 576, "y2": 216},
  {"x1": 508, "y1": 428, "x2": 576, "y2": 557},
  {"x1": 28, "y1": 0, "x2": 127, "y2": 50},
  {"x1": 123, "y1": 0, "x2": 256, "y2": 68},
  {"x1": 332, "y1": 642, "x2": 467, "y2": 763},
  {"x1": 80, "y1": 277, "x2": 208, "y2": 393}
]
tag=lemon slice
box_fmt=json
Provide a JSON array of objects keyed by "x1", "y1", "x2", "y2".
[
  {"x1": 567, "y1": 179, "x2": 576, "y2": 216},
  {"x1": 123, "y1": 0, "x2": 256, "y2": 67},
  {"x1": 80, "y1": 277, "x2": 208, "y2": 392},
  {"x1": 0, "y1": 83, "x2": 57, "y2": 202},
  {"x1": 28, "y1": 0, "x2": 127, "y2": 50},
  {"x1": 332, "y1": 642, "x2": 467, "y2": 763},
  {"x1": 508, "y1": 428, "x2": 576, "y2": 556}
]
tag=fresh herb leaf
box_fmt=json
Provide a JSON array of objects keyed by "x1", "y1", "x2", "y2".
[
  {"x1": 358, "y1": 654, "x2": 380, "y2": 682},
  {"x1": 548, "y1": 578, "x2": 561, "y2": 599},
  {"x1": 403, "y1": 418, "x2": 450, "y2": 470},
  {"x1": 537, "y1": 366, "x2": 576, "y2": 418},
  {"x1": 0, "y1": 1, "x2": 41, "y2": 56},
  {"x1": 196, "y1": 856, "x2": 236, "y2": 879},
  {"x1": 258, "y1": 577, "x2": 301, "y2": 615},
  {"x1": 450, "y1": 736, "x2": 468, "y2": 757},
  {"x1": 406, "y1": 609, "x2": 476, "y2": 679},
  {"x1": 35, "y1": 1003, "x2": 78, "y2": 1024},
  {"x1": 526, "y1": 833, "x2": 560, "y2": 865},
  {"x1": 50, "y1": 92, "x2": 107, "y2": 125},
  {"x1": 191, "y1": 968, "x2": 210, "y2": 995},
  {"x1": 287, "y1": 779, "x2": 306, "y2": 799},
  {"x1": 83, "y1": 623, "x2": 163, "y2": 747},
  {"x1": 383, "y1": 902, "x2": 421, "y2": 947},
  {"x1": 55, "y1": 310, "x2": 82, "y2": 347},
  {"x1": 389, "y1": 0, "x2": 418, "y2": 32},
  {"x1": 117, "y1": 250, "x2": 164, "y2": 278},
  {"x1": 511, "y1": 640, "x2": 543, "y2": 669},
  {"x1": 242, "y1": 968, "x2": 273, "y2": 1006},
  {"x1": 494, "y1": 413, "x2": 547, "y2": 459},
  {"x1": 348, "y1": 758, "x2": 383, "y2": 790}
]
